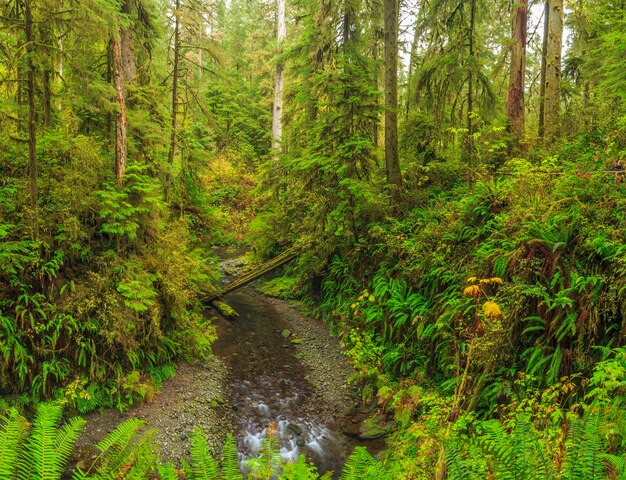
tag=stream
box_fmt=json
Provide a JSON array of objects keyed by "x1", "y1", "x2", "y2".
[
  {"x1": 214, "y1": 288, "x2": 359, "y2": 475},
  {"x1": 213, "y1": 250, "x2": 383, "y2": 476},
  {"x1": 71, "y1": 250, "x2": 384, "y2": 477}
]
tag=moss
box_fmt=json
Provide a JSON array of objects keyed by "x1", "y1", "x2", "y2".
[{"x1": 212, "y1": 300, "x2": 239, "y2": 319}]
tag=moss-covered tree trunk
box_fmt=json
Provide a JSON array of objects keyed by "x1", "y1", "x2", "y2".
[
  {"x1": 544, "y1": 0, "x2": 563, "y2": 143},
  {"x1": 25, "y1": 0, "x2": 38, "y2": 239},
  {"x1": 166, "y1": 0, "x2": 181, "y2": 198},
  {"x1": 111, "y1": 2, "x2": 136, "y2": 185},
  {"x1": 384, "y1": 0, "x2": 402, "y2": 194},
  {"x1": 271, "y1": 0, "x2": 286, "y2": 159},
  {"x1": 507, "y1": 0, "x2": 527, "y2": 141}
]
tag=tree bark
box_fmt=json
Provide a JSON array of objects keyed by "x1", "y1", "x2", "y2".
[
  {"x1": 111, "y1": 36, "x2": 128, "y2": 185},
  {"x1": 465, "y1": 0, "x2": 476, "y2": 186},
  {"x1": 405, "y1": 10, "x2": 421, "y2": 122},
  {"x1": 25, "y1": 0, "x2": 38, "y2": 239},
  {"x1": 271, "y1": 0, "x2": 286, "y2": 158},
  {"x1": 507, "y1": 0, "x2": 527, "y2": 141},
  {"x1": 166, "y1": 0, "x2": 181, "y2": 198},
  {"x1": 111, "y1": 1, "x2": 135, "y2": 185},
  {"x1": 384, "y1": 0, "x2": 402, "y2": 192},
  {"x1": 544, "y1": 0, "x2": 563, "y2": 143},
  {"x1": 538, "y1": 1, "x2": 549, "y2": 138}
]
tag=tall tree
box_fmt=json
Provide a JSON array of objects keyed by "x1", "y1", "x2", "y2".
[
  {"x1": 166, "y1": 0, "x2": 181, "y2": 199},
  {"x1": 543, "y1": 0, "x2": 563, "y2": 143},
  {"x1": 384, "y1": 0, "x2": 402, "y2": 191},
  {"x1": 112, "y1": 1, "x2": 136, "y2": 185},
  {"x1": 271, "y1": 0, "x2": 286, "y2": 158},
  {"x1": 507, "y1": 0, "x2": 528, "y2": 141},
  {"x1": 24, "y1": 0, "x2": 38, "y2": 238},
  {"x1": 465, "y1": 0, "x2": 476, "y2": 184},
  {"x1": 538, "y1": 0, "x2": 549, "y2": 138}
]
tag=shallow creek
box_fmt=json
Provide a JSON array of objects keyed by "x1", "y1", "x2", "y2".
[{"x1": 214, "y1": 287, "x2": 359, "y2": 475}]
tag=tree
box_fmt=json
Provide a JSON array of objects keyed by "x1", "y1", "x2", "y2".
[
  {"x1": 24, "y1": 0, "x2": 38, "y2": 238},
  {"x1": 507, "y1": 0, "x2": 528, "y2": 142},
  {"x1": 384, "y1": 0, "x2": 402, "y2": 192},
  {"x1": 112, "y1": 1, "x2": 136, "y2": 185},
  {"x1": 543, "y1": 0, "x2": 563, "y2": 143},
  {"x1": 165, "y1": 0, "x2": 181, "y2": 199},
  {"x1": 271, "y1": 0, "x2": 286, "y2": 158}
]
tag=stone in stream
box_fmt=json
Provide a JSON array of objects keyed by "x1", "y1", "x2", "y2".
[
  {"x1": 281, "y1": 329, "x2": 291, "y2": 338},
  {"x1": 287, "y1": 423, "x2": 303, "y2": 436},
  {"x1": 358, "y1": 414, "x2": 393, "y2": 440}
]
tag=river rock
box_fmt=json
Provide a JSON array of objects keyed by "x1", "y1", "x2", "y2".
[
  {"x1": 281, "y1": 329, "x2": 291, "y2": 338},
  {"x1": 287, "y1": 423, "x2": 303, "y2": 436},
  {"x1": 358, "y1": 415, "x2": 393, "y2": 440}
]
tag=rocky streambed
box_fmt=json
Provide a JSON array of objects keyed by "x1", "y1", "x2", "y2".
[{"x1": 72, "y1": 251, "x2": 384, "y2": 476}]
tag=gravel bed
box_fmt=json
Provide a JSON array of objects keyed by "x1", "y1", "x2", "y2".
[{"x1": 74, "y1": 357, "x2": 232, "y2": 465}]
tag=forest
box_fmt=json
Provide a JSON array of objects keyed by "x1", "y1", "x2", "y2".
[{"x1": 0, "y1": 0, "x2": 626, "y2": 477}]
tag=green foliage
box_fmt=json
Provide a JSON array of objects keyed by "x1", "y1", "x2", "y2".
[
  {"x1": 258, "y1": 276, "x2": 301, "y2": 300},
  {"x1": 189, "y1": 427, "x2": 220, "y2": 480},
  {"x1": 221, "y1": 434, "x2": 243, "y2": 480}
]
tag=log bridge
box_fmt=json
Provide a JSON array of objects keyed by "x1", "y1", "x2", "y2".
[{"x1": 203, "y1": 246, "x2": 301, "y2": 302}]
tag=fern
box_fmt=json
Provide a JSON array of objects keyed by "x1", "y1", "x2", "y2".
[
  {"x1": 278, "y1": 454, "x2": 319, "y2": 479},
  {"x1": 479, "y1": 415, "x2": 555, "y2": 480},
  {"x1": 17, "y1": 403, "x2": 85, "y2": 480},
  {"x1": 190, "y1": 427, "x2": 219, "y2": 480},
  {"x1": 561, "y1": 410, "x2": 606, "y2": 480},
  {"x1": 0, "y1": 409, "x2": 28, "y2": 478},
  {"x1": 339, "y1": 447, "x2": 377, "y2": 480},
  {"x1": 221, "y1": 434, "x2": 242, "y2": 480},
  {"x1": 78, "y1": 418, "x2": 156, "y2": 480},
  {"x1": 157, "y1": 462, "x2": 179, "y2": 480},
  {"x1": 445, "y1": 443, "x2": 483, "y2": 480}
]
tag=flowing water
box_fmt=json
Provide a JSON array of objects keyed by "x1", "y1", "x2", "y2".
[
  {"x1": 212, "y1": 252, "x2": 380, "y2": 476},
  {"x1": 213, "y1": 288, "x2": 365, "y2": 476}
]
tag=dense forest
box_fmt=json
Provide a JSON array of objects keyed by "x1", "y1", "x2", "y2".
[{"x1": 1, "y1": 0, "x2": 626, "y2": 477}]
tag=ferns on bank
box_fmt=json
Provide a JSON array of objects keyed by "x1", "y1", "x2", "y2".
[
  {"x1": 0, "y1": 409, "x2": 28, "y2": 478},
  {"x1": 17, "y1": 403, "x2": 85, "y2": 480},
  {"x1": 76, "y1": 418, "x2": 155, "y2": 479},
  {"x1": 221, "y1": 434, "x2": 243, "y2": 480},
  {"x1": 189, "y1": 427, "x2": 220, "y2": 480}
]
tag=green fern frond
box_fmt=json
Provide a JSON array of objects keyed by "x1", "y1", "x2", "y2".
[
  {"x1": 18, "y1": 403, "x2": 85, "y2": 480},
  {"x1": 340, "y1": 446, "x2": 376, "y2": 480},
  {"x1": 220, "y1": 434, "x2": 242, "y2": 480},
  {"x1": 562, "y1": 410, "x2": 606, "y2": 480},
  {"x1": 83, "y1": 418, "x2": 156, "y2": 479},
  {"x1": 157, "y1": 462, "x2": 179, "y2": 480},
  {"x1": 0, "y1": 408, "x2": 28, "y2": 478},
  {"x1": 445, "y1": 443, "x2": 482, "y2": 480},
  {"x1": 278, "y1": 454, "x2": 319, "y2": 479},
  {"x1": 190, "y1": 427, "x2": 219, "y2": 480}
]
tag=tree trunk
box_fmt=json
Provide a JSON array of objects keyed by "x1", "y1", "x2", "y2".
[
  {"x1": 405, "y1": 12, "x2": 421, "y2": 121},
  {"x1": 544, "y1": 0, "x2": 563, "y2": 143},
  {"x1": 384, "y1": 0, "x2": 402, "y2": 192},
  {"x1": 111, "y1": 2, "x2": 136, "y2": 185},
  {"x1": 111, "y1": 36, "x2": 128, "y2": 185},
  {"x1": 271, "y1": 0, "x2": 286, "y2": 158},
  {"x1": 166, "y1": 0, "x2": 181, "y2": 198},
  {"x1": 507, "y1": 0, "x2": 527, "y2": 141},
  {"x1": 25, "y1": 0, "x2": 38, "y2": 239},
  {"x1": 465, "y1": 0, "x2": 476, "y2": 186},
  {"x1": 538, "y1": 1, "x2": 549, "y2": 138}
]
